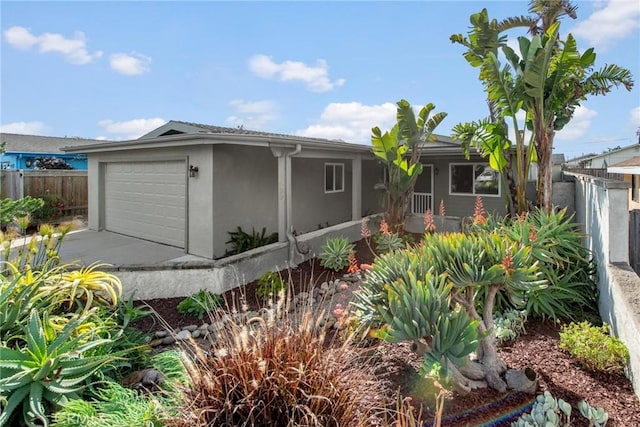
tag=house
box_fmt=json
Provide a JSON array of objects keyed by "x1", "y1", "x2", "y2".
[
  {"x1": 608, "y1": 156, "x2": 640, "y2": 210},
  {"x1": 63, "y1": 120, "x2": 504, "y2": 259},
  {"x1": 0, "y1": 132, "x2": 102, "y2": 170},
  {"x1": 567, "y1": 143, "x2": 640, "y2": 169}
]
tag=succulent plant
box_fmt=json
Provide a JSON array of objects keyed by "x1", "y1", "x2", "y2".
[
  {"x1": 578, "y1": 400, "x2": 608, "y2": 427},
  {"x1": 319, "y1": 237, "x2": 354, "y2": 272},
  {"x1": 511, "y1": 391, "x2": 572, "y2": 427}
]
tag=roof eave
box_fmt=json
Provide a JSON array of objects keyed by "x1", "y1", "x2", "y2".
[{"x1": 62, "y1": 132, "x2": 374, "y2": 154}]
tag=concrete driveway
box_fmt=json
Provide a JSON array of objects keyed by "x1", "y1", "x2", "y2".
[{"x1": 58, "y1": 229, "x2": 211, "y2": 268}]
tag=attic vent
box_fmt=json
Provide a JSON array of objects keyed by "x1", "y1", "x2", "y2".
[{"x1": 159, "y1": 129, "x2": 185, "y2": 136}]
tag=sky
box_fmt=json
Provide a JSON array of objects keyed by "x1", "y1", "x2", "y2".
[{"x1": 1, "y1": 0, "x2": 639, "y2": 160}]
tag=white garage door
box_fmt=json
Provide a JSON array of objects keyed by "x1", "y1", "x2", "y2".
[{"x1": 105, "y1": 161, "x2": 186, "y2": 248}]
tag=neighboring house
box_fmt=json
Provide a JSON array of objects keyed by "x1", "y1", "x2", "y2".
[
  {"x1": 527, "y1": 153, "x2": 566, "y2": 182},
  {"x1": 567, "y1": 143, "x2": 640, "y2": 169},
  {"x1": 0, "y1": 132, "x2": 102, "y2": 170},
  {"x1": 608, "y1": 156, "x2": 640, "y2": 210},
  {"x1": 63, "y1": 120, "x2": 503, "y2": 259}
]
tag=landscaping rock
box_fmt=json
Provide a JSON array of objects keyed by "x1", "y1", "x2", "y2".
[
  {"x1": 154, "y1": 330, "x2": 168, "y2": 338},
  {"x1": 161, "y1": 336, "x2": 176, "y2": 345},
  {"x1": 176, "y1": 330, "x2": 191, "y2": 340},
  {"x1": 149, "y1": 339, "x2": 163, "y2": 347},
  {"x1": 183, "y1": 325, "x2": 198, "y2": 332},
  {"x1": 191, "y1": 330, "x2": 201, "y2": 339}
]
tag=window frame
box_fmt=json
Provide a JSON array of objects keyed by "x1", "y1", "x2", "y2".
[
  {"x1": 324, "y1": 162, "x2": 345, "y2": 194},
  {"x1": 449, "y1": 162, "x2": 501, "y2": 197}
]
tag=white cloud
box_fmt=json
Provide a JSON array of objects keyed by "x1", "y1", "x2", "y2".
[
  {"x1": 226, "y1": 99, "x2": 278, "y2": 129},
  {"x1": 3, "y1": 26, "x2": 102, "y2": 64},
  {"x1": 109, "y1": 52, "x2": 152, "y2": 76},
  {"x1": 248, "y1": 54, "x2": 345, "y2": 93},
  {"x1": 572, "y1": 0, "x2": 640, "y2": 49},
  {"x1": 0, "y1": 121, "x2": 49, "y2": 135},
  {"x1": 296, "y1": 102, "x2": 397, "y2": 144},
  {"x1": 630, "y1": 106, "x2": 640, "y2": 127},
  {"x1": 555, "y1": 106, "x2": 598, "y2": 140},
  {"x1": 97, "y1": 118, "x2": 166, "y2": 139}
]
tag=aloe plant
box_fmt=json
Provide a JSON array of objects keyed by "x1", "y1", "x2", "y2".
[
  {"x1": 0, "y1": 309, "x2": 116, "y2": 427},
  {"x1": 353, "y1": 230, "x2": 542, "y2": 393}
]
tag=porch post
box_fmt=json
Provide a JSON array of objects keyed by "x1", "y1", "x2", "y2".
[
  {"x1": 285, "y1": 153, "x2": 293, "y2": 235},
  {"x1": 352, "y1": 155, "x2": 362, "y2": 221},
  {"x1": 276, "y1": 153, "x2": 287, "y2": 243}
]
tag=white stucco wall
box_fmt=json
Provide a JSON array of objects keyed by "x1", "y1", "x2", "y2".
[{"x1": 569, "y1": 172, "x2": 640, "y2": 399}]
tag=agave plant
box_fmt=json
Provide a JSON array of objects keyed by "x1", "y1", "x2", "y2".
[
  {"x1": 319, "y1": 236, "x2": 355, "y2": 272},
  {"x1": 0, "y1": 309, "x2": 116, "y2": 427}
]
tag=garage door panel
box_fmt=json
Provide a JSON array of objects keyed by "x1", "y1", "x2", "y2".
[{"x1": 105, "y1": 161, "x2": 186, "y2": 248}]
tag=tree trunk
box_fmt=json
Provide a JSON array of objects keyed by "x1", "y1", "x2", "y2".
[{"x1": 535, "y1": 128, "x2": 555, "y2": 213}]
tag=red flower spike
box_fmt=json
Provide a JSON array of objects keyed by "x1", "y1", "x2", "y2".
[
  {"x1": 438, "y1": 200, "x2": 446, "y2": 217},
  {"x1": 424, "y1": 209, "x2": 436, "y2": 233},
  {"x1": 473, "y1": 196, "x2": 486, "y2": 225},
  {"x1": 347, "y1": 250, "x2": 360, "y2": 274},
  {"x1": 360, "y1": 217, "x2": 371, "y2": 239},
  {"x1": 379, "y1": 220, "x2": 390, "y2": 236},
  {"x1": 502, "y1": 249, "x2": 515, "y2": 275}
]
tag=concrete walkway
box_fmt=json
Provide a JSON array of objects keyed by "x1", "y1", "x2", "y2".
[{"x1": 57, "y1": 229, "x2": 212, "y2": 268}]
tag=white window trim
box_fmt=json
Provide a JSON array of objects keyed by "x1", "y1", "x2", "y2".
[
  {"x1": 325, "y1": 162, "x2": 345, "y2": 194},
  {"x1": 449, "y1": 162, "x2": 501, "y2": 197}
]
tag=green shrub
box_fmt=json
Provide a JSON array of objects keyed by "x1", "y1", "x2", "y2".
[
  {"x1": 256, "y1": 271, "x2": 287, "y2": 300},
  {"x1": 319, "y1": 236, "x2": 354, "y2": 271},
  {"x1": 225, "y1": 226, "x2": 278, "y2": 255},
  {"x1": 0, "y1": 196, "x2": 44, "y2": 227},
  {"x1": 176, "y1": 289, "x2": 223, "y2": 319},
  {"x1": 559, "y1": 321, "x2": 629, "y2": 375},
  {"x1": 506, "y1": 208, "x2": 598, "y2": 321},
  {"x1": 52, "y1": 350, "x2": 188, "y2": 427},
  {"x1": 33, "y1": 195, "x2": 67, "y2": 222}
]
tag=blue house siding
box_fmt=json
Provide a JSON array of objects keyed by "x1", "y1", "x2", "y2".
[{"x1": 0, "y1": 152, "x2": 88, "y2": 170}]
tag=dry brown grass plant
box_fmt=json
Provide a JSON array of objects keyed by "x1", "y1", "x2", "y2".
[{"x1": 169, "y1": 288, "x2": 391, "y2": 427}]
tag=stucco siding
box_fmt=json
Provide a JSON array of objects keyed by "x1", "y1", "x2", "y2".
[
  {"x1": 421, "y1": 156, "x2": 506, "y2": 218},
  {"x1": 362, "y1": 159, "x2": 384, "y2": 216},
  {"x1": 86, "y1": 144, "x2": 215, "y2": 257},
  {"x1": 212, "y1": 145, "x2": 278, "y2": 258},
  {"x1": 291, "y1": 158, "x2": 352, "y2": 234}
]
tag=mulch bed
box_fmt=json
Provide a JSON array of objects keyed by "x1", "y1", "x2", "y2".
[{"x1": 132, "y1": 238, "x2": 640, "y2": 426}]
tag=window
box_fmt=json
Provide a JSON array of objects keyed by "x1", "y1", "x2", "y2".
[
  {"x1": 325, "y1": 163, "x2": 344, "y2": 193},
  {"x1": 633, "y1": 175, "x2": 640, "y2": 203},
  {"x1": 450, "y1": 163, "x2": 500, "y2": 196}
]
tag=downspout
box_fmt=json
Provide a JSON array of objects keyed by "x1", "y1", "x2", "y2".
[{"x1": 285, "y1": 144, "x2": 309, "y2": 266}]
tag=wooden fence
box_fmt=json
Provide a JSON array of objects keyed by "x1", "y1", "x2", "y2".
[
  {"x1": 631, "y1": 209, "x2": 640, "y2": 276},
  {"x1": 1, "y1": 170, "x2": 88, "y2": 216},
  {"x1": 563, "y1": 167, "x2": 624, "y2": 181}
]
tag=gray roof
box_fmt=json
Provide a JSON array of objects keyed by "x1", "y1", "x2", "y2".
[
  {"x1": 0, "y1": 132, "x2": 107, "y2": 154},
  {"x1": 164, "y1": 120, "x2": 343, "y2": 141},
  {"x1": 63, "y1": 119, "x2": 458, "y2": 156},
  {"x1": 609, "y1": 156, "x2": 640, "y2": 168}
]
